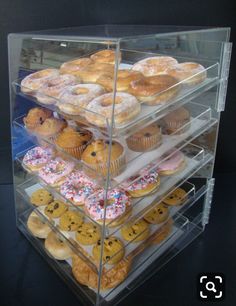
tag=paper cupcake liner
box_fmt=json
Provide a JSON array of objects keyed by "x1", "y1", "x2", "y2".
[
  {"x1": 127, "y1": 133, "x2": 162, "y2": 152},
  {"x1": 60, "y1": 144, "x2": 88, "y2": 160},
  {"x1": 83, "y1": 150, "x2": 126, "y2": 179},
  {"x1": 162, "y1": 120, "x2": 191, "y2": 135}
]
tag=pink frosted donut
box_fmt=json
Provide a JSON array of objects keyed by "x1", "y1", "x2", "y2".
[
  {"x1": 57, "y1": 83, "x2": 105, "y2": 115},
  {"x1": 85, "y1": 92, "x2": 141, "y2": 127},
  {"x1": 60, "y1": 170, "x2": 98, "y2": 206},
  {"x1": 157, "y1": 150, "x2": 186, "y2": 175},
  {"x1": 21, "y1": 69, "x2": 59, "y2": 94},
  {"x1": 39, "y1": 157, "x2": 75, "y2": 186},
  {"x1": 132, "y1": 56, "x2": 178, "y2": 76},
  {"x1": 36, "y1": 74, "x2": 79, "y2": 104},
  {"x1": 84, "y1": 188, "x2": 131, "y2": 224},
  {"x1": 22, "y1": 146, "x2": 54, "y2": 172},
  {"x1": 121, "y1": 166, "x2": 160, "y2": 197}
]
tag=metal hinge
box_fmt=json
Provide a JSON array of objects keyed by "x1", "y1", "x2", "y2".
[
  {"x1": 202, "y1": 178, "x2": 215, "y2": 227},
  {"x1": 217, "y1": 42, "x2": 232, "y2": 112}
]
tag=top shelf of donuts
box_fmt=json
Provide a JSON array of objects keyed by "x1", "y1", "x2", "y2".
[{"x1": 12, "y1": 48, "x2": 220, "y2": 138}]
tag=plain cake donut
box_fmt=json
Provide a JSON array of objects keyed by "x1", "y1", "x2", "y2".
[
  {"x1": 45, "y1": 231, "x2": 72, "y2": 260},
  {"x1": 27, "y1": 211, "x2": 51, "y2": 239},
  {"x1": 85, "y1": 92, "x2": 141, "y2": 127}
]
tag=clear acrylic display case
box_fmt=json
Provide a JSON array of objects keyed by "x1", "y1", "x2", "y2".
[{"x1": 8, "y1": 25, "x2": 232, "y2": 305}]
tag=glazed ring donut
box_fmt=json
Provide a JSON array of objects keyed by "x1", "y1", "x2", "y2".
[
  {"x1": 45, "y1": 231, "x2": 72, "y2": 260},
  {"x1": 27, "y1": 211, "x2": 51, "y2": 239},
  {"x1": 85, "y1": 92, "x2": 141, "y2": 127},
  {"x1": 90, "y1": 49, "x2": 119, "y2": 64},
  {"x1": 74, "y1": 62, "x2": 114, "y2": 83},
  {"x1": 57, "y1": 83, "x2": 105, "y2": 115},
  {"x1": 96, "y1": 69, "x2": 143, "y2": 92},
  {"x1": 21, "y1": 69, "x2": 59, "y2": 94},
  {"x1": 36, "y1": 74, "x2": 78, "y2": 104},
  {"x1": 132, "y1": 56, "x2": 178, "y2": 76},
  {"x1": 166, "y1": 62, "x2": 207, "y2": 85},
  {"x1": 84, "y1": 188, "x2": 131, "y2": 225},
  {"x1": 59, "y1": 58, "x2": 92, "y2": 75},
  {"x1": 128, "y1": 75, "x2": 180, "y2": 105}
]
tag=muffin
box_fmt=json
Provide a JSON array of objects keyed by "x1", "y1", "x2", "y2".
[
  {"x1": 126, "y1": 123, "x2": 162, "y2": 152},
  {"x1": 55, "y1": 127, "x2": 92, "y2": 159},
  {"x1": 34, "y1": 117, "x2": 67, "y2": 142},
  {"x1": 23, "y1": 107, "x2": 53, "y2": 130},
  {"x1": 160, "y1": 107, "x2": 190, "y2": 135},
  {"x1": 81, "y1": 139, "x2": 126, "y2": 177}
]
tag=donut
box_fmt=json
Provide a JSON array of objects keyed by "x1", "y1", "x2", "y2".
[
  {"x1": 84, "y1": 188, "x2": 131, "y2": 226},
  {"x1": 157, "y1": 150, "x2": 186, "y2": 175},
  {"x1": 96, "y1": 70, "x2": 143, "y2": 92},
  {"x1": 121, "y1": 166, "x2": 160, "y2": 198},
  {"x1": 36, "y1": 74, "x2": 78, "y2": 104},
  {"x1": 60, "y1": 58, "x2": 92, "y2": 75},
  {"x1": 21, "y1": 68, "x2": 59, "y2": 94},
  {"x1": 22, "y1": 146, "x2": 55, "y2": 172},
  {"x1": 132, "y1": 56, "x2": 178, "y2": 76},
  {"x1": 38, "y1": 157, "x2": 75, "y2": 187},
  {"x1": 57, "y1": 83, "x2": 105, "y2": 115},
  {"x1": 60, "y1": 170, "x2": 98, "y2": 206},
  {"x1": 128, "y1": 74, "x2": 181, "y2": 105},
  {"x1": 126, "y1": 122, "x2": 162, "y2": 152},
  {"x1": 74, "y1": 62, "x2": 114, "y2": 83},
  {"x1": 45, "y1": 231, "x2": 72, "y2": 260},
  {"x1": 27, "y1": 211, "x2": 51, "y2": 239},
  {"x1": 85, "y1": 92, "x2": 141, "y2": 127},
  {"x1": 90, "y1": 49, "x2": 120, "y2": 64},
  {"x1": 166, "y1": 62, "x2": 207, "y2": 85}
]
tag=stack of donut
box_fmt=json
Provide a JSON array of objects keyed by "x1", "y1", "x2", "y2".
[{"x1": 21, "y1": 49, "x2": 206, "y2": 128}]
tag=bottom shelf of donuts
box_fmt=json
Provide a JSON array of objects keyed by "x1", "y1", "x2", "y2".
[
  {"x1": 17, "y1": 207, "x2": 189, "y2": 303},
  {"x1": 17, "y1": 178, "x2": 208, "y2": 304}
]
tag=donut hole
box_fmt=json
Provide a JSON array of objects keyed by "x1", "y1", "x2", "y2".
[
  {"x1": 73, "y1": 87, "x2": 89, "y2": 95},
  {"x1": 101, "y1": 96, "x2": 122, "y2": 106}
]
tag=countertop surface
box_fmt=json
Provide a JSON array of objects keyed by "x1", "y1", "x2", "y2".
[{"x1": 1, "y1": 173, "x2": 236, "y2": 306}]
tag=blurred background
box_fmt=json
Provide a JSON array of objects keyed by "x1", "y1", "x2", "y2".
[{"x1": 0, "y1": 0, "x2": 235, "y2": 179}]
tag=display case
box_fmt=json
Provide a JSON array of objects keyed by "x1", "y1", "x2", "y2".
[{"x1": 8, "y1": 25, "x2": 232, "y2": 306}]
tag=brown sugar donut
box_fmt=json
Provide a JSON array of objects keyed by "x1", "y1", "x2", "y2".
[
  {"x1": 96, "y1": 69, "x2": 143, "y2": 92},
  {"x1": 90, "y1": 49, "x2": 120, "y2": 64},
  {"x1": 74, "y1": 62, "x2": 114, "y2": 83},
  {"x1": 128, "y1": 74, "x2": 181, "y2": 105},
  {"x1": 166, "y1": 62, "x2": 207, "y2": 85},
  {"x1": 59, "y1": 58, "x2": 92, "y2": 75},
  {"x1": 132, "y1": 56, "x2": 178, "y2": 76}
]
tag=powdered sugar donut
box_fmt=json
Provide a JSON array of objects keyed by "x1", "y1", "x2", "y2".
[
  {"x1": 57, "y1": 84, "x2": 105, "y2": 115},
  {"x1": 39, "y1": 157, "x2": 75, "y2": 187},
  {"x1": 21, "y1": 69, "x2": 59, "y2": 94},
  {"x1": 121, "y1": 166, "x2": 160, "y2": 197},
  {"x1": 60, "y1": 170, "x2": 98, "y2": 206},
  {"x1": 85, "y1": 92, "x2": 141, "y2": 127},
  {"x1": 22, "y1": 146, "x2": 55, "y2": 172},
  {"x1": 157, "y1": 150, "x2": 186, "y2": 175},
  {"x1": 84, "y1": 188, "x2": 131, "y2": 226},
  {"x1": 36, "y1": 74, "x2": 78, "y2": 104},
  {"x1": 132, "y1": 56, "x2": 178, "y2": 76}
]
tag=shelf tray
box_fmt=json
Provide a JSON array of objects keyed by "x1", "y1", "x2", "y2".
[{"x1": 12, "y1": 62, "x2": 219, "y2": 138}]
